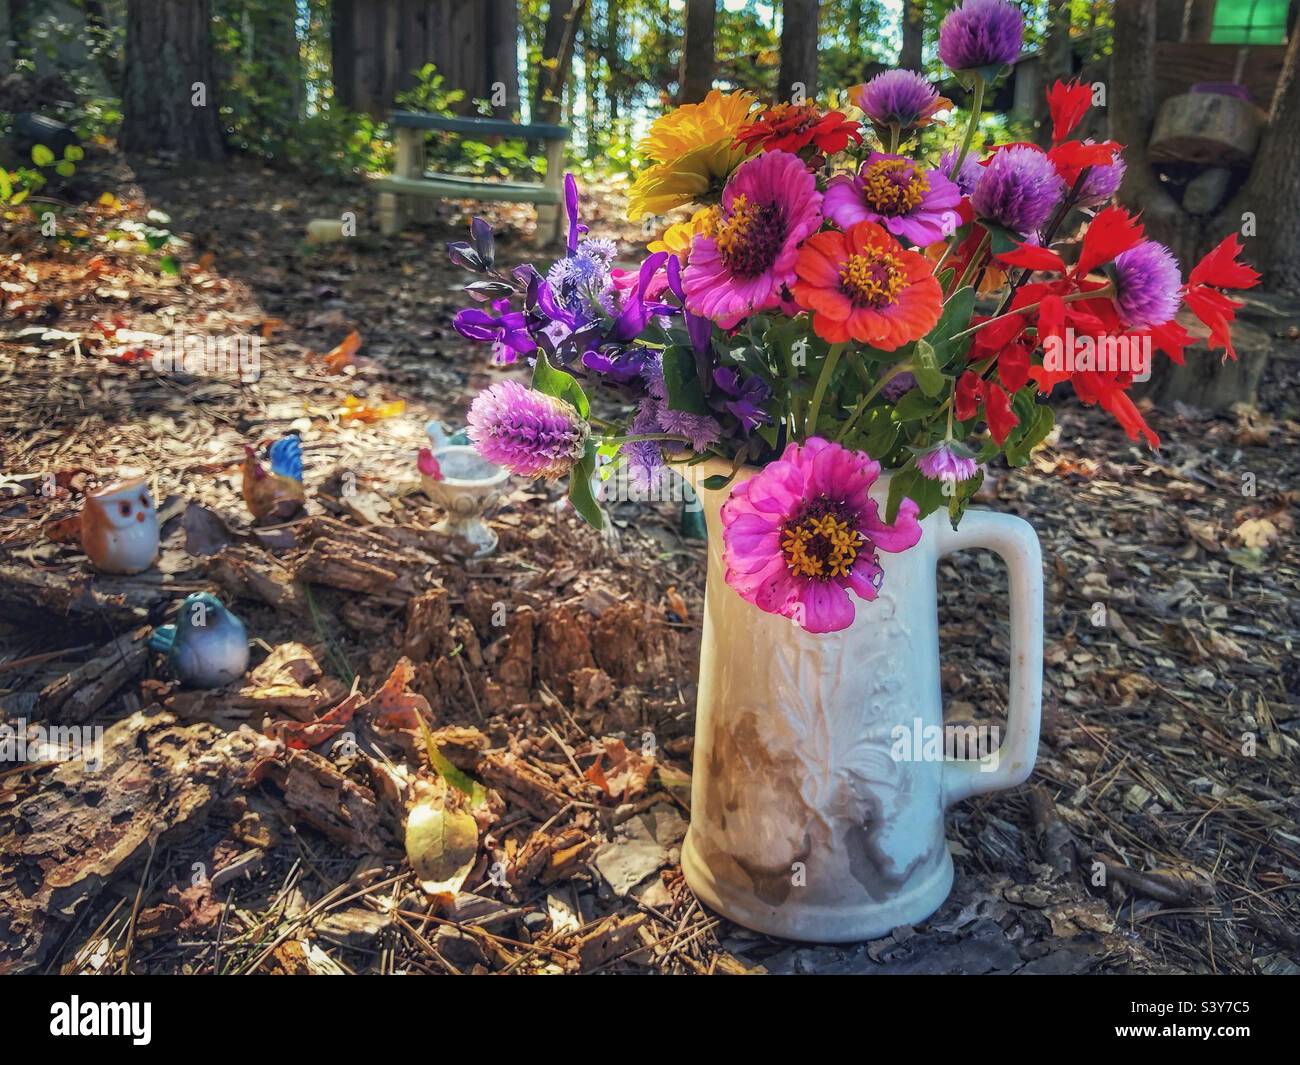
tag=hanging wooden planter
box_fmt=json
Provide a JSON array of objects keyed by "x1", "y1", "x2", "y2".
[{"x1": 1148, "y1": 91, "x2": 1262, "y2": 167}]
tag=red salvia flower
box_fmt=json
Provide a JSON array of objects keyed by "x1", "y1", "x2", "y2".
[
  {"x1": 1182, "y1": 235, "x2": 1262, "y2": 360},
  {"x1": 1046, "y1": 79, "x2": 1093, "y2": 144}
]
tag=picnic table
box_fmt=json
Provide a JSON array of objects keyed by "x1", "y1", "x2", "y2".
[{"x1": 374, "y1": 112, "x2": 571, "y2": 246}]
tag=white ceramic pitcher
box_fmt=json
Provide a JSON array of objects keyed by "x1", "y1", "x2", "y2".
[{"x1": 679, "y1": 461, "x2": 1043, "y2": 943}]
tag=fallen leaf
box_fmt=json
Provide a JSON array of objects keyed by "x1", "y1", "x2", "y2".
[
  {"x1": 323, "y1": 330, "x2": 361, "y2": 373},
  {"x1": 406, "y1": 799, "x2": 478, "y2": 895}
]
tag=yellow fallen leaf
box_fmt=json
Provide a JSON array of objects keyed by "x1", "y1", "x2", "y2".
[
  {"x1": 405, "y1": 799, "x2": 478, "y2": 895},
  {"x1": 1235, "y1": 517, "x2": 1278, "y2": 552},
  {"x1": 338, "y1": 394, "x2": 405, "y2": 423}
]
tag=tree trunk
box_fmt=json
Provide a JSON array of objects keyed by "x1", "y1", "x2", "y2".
[
  {"x1": 778, "y1": 0, "x2": 819, "y2": 103},
  {"x1": 1035, "y1": 0, "x2": 1074, "y2": 144},
  {"x1": 900, "y1": 0, "x2": 923, "y2": 70},
  {"x1": 0, "y1": 0, "x2": 11, "y2": 78},
  {"x1": 120, "y1": 0, "x2": 224, "y2": 160},
  {"x1": 605, "y1": 0, "x2": 621, "y2": 122},
  {"x1": 1183, "y1": 0, "x2": 1217, "y2": 41},
  {"x1": 532, "y1": 0, "x2": 588, "y2": 127},
  {"x1": 680, "y1": 0, "x2": 716, "y2": 104},
  {"x1": 1226, "y1": 22, "x2": 1300, "y2": 291},
  {"x1": 486, "y1": 0, "x2": 520, "y2": 117}
]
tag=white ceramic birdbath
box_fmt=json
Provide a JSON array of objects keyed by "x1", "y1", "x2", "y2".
[{"x1": 421, "y1": 445, "x2": 510, "y2": 558}]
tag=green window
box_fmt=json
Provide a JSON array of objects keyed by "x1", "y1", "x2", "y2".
[{"x1": 1210, "y1": 0, "x2": 1289, "y2": 44}]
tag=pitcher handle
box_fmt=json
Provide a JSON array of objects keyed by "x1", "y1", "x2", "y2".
[{"x1": 935, "y1": 509, "x2": 1044, "y2": 808}]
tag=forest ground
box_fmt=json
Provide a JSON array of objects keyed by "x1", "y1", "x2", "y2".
[{"x1": 1, "y1": 149, "x2": 1298, "y2": 975}]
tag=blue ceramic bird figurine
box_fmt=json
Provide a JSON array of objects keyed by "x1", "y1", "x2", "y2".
[
  {"x1": 148, "y1": 592, "x2": 250, "y2": 688},
  {"x1": 425, "y1": 420, "x2": 470, "y2": 450},
  {"x1": 242, "y1": 433, "x2": 306, "y2": 524}
]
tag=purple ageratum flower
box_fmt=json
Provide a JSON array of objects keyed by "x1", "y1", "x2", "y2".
[
  {"x1": 970, "y1": 146, "x2": 1064, "y2": 235},
  {"x1": 881, "y1": 371, "x2": 918, "y2": 403},
  {"x1": 824, "y1": 152, "x2": 962, "y2": 247},
  {"x1": 454, "y1": 299, "x2": 537, "y2": 365},
  {"x1": 855, "y1": 70, "x2": 942, "y2": 130},
  {"x1": 712, "y1": 367, "x2": 772, "y2": 434},
  {"x1": 643, "y1": 356, "x2": 722, "y2": 452},
  {"x1": 938, "y1": 0, "x2": 1025, "y2": 72},
  {"x1": 940, "y1": 147, "x2": 984, "y2": 197},
  {"x1": 467, "y1": 380, "x2": 589, "y2": 481},
  {"x1": 621, "y1": 401, "x2": 667, "y2": 492},
  {"x1": 1076, "y1": 142, "x2": 1127, "y2": 207},
  {"x1": 1113, "y1": 241, "x2": 1183, "y2": 330},
  {"x1": 917, "y1": 443, "x2": 980, "y2": 483}
]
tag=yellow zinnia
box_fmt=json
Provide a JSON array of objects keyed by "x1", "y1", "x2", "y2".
[
  {"x1": 627, "y1": 89, "x2": 757, "y2": 222},
  {"x1": 648, "y1": 206, "x2": 718, "y2": 259}
]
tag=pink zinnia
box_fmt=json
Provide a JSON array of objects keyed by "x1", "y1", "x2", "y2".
[
  {"x1": 720, "y1": 438, "x2": 923, "y2": 634},
  {"x1": 467, "y1": 380, "x2": 589, "y2": 481},
  {"x1": 824, "y1": 152, "x2": 961, "y2": 247},
  {"x1": 684, "y1": 150, "x2": 823, "y2": 329}
]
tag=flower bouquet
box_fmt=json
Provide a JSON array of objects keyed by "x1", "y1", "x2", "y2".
[{"x1": 446, "y1": 0, "x2": 1260, "y2": 636}]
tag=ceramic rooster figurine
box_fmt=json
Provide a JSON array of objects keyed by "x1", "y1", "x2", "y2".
[
  {"x1": 148, "y1": 592, "x2": 249, "y2": 688},
  {"x1": 242, "y1": 434, "x2": 306, "y2": 524}
]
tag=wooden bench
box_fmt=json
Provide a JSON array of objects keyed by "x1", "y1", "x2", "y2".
[{"x1": 374, "y1": 112, "x2": 571, "y2": 246}]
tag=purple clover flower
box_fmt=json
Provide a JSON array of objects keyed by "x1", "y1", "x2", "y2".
[
  {"x1": 467, "y1": 380, "x2": 589, "y2": 481},
  {"x1": 1113, "y1": 241, "x2": 1182, "y2": 330},
  {"x1": 1076, "y1": 143, "x2": 1127, "y2": 207},
  {"x1": 938, "y1": 0, "x2": 1025, "y2": 72},
  {"x1": 642, "y1": 356, "x2": 721, "y2": 452},
  {"x1": 970, "y1": 146, "x2": 1064, "y2": 235},
  {"x1": 940, "y1": 147, "x2": 984, "y2": 198},
  {"x1": 856, "y1": 70, "x2": 941, "y2": 130}
]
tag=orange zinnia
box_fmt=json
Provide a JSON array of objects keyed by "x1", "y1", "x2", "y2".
[{"x1": 793, "y1": 222, "x2": 943, "y2": 349}]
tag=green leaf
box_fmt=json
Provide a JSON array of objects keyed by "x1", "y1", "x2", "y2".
[
  {"x1": 0, "y1": 169, "x2": 11, "y2": 202},
  {"x1": 31, "y1": 144, "x2": 55, "y2": 167},
  {"x1": 159, "y1": 255, "x2": 180, "y2": 276},
  {"x1": 982, "y1": 222, "x2": 1022, "y2": 258},
  {"x1": 891, "y1": 387, "x2": 932, "y2": 421},
  {"x1": 531, "y1": 349, "x2": 590, "y2": 419},
  {"x1": 701, "y1": 474, "x2": 732, "y2": 491},
  {"x1": 54, "y1": 161, "x2": 76, "y2": 178},
  {"x1": 62, "y1": 145, "x2": 85, "y2": 162},
  {"x1": 926, "y1": 286, "x2": 976, "y2": 367},
  {"x1": 567, "y1": 445, "x2": 603, "y2": 528},
  {"x1": 1004, "y1": 403, "x2": 1054, "y2": 467},
  {"x1": 417, "y1": 713, "x2": 487, "y2": 805},
  {"x1": 885, "y1": 463, "x2": 947, "y2": 523},
  {"x1": 662, "y1": 345, "x2": 708, "y2": 414},
  {"x1": 912, "y1": 339, "x2": 945, "y2": 397}
]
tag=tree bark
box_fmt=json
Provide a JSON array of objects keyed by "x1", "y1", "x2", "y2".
[
  {"x1": 1035, "y1": 0, "x2": 1074, "y2": 144},
  {"x1": 778, "y1": 0, "x2": 820, "y2": 102},
  {"x1": 1226, "y1": 23, "x2": 1300, "y2": 291},
  {"x1": 487, "y1": 0, "x2": 520, "y2": 117},
  {"x1": 1183, "y1": 0, "x2": 1217, "y2": 42},
  {"x1": 120, "y1": 0, "x2": 224, "y2": 161},
  {"x1": 533, "y1": 0, "x2": 588, "y2": 127},
  {"x1": 900, "y1": 0, "x2": 923, "y2": 70},
  {"x1": 680, "y1": 0, "x2": 716, "y2": 104}
]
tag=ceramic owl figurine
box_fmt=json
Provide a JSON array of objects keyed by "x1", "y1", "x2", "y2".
[
  {"x1": 241, "y1": 434, "x2": 306, "y2": 524},
  {"x1": 80, "y1": 476, "x2": 160, "y2": 574},
  {"x1": 148, "y1": 592, "x2": 249, "y2": 688}
]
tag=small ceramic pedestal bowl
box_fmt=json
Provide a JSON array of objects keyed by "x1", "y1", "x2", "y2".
[{"x1": 421, "y1": 445, "x2": 510, "y2": 558}]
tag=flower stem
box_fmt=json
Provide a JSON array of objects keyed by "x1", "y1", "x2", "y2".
[
  {"x1": 601, "y1": 432, "x2": 692, "y2": 446},
  {"x1": 952, "y1": 230, "x2": 990, "y2": 294},
  {"x1": 836, "y1": 360, "x2": 911, "y2": 443},
  {"x1": 951, "y1": 74, "x2": 986, "y2": 177},
  {"x1": 947, "y1": 286, "x2": 1112, "y2": 343},
  {"x1": 806, "y1": 342, "x2": 845, "y2": 440}
]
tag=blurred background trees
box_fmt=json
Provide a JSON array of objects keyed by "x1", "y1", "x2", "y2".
[{"x1": 2, "y1": 0, "x2": 1298, "y2": 294}]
